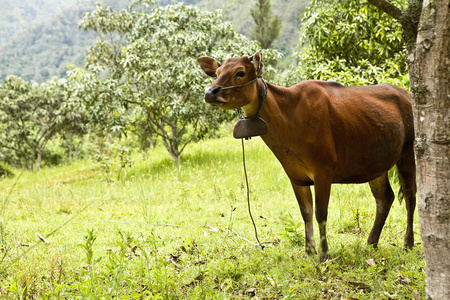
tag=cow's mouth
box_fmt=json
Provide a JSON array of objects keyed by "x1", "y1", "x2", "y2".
[
  {"x1": 207, "y1": 101, "x2": 225, "y2": 107},
  {"x1": 204, "y1": 97, "x2": 226, "y2": 107}
]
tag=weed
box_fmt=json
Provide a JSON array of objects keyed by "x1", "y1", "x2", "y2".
[
  {"x1": 78, "y1": 228, "x2": 102, "y2": 297},
  {"x1": 281, "y1": 212, "x2": 305, "y2": 247},
  {"x1": 95, "y1": 144, "x2": 134, "y2": 181}
]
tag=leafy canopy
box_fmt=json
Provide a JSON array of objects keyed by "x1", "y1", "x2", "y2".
[
  {"x1": 79, "y1": 0, "x2": 281, "y2": 162},
  {"x1": 0, "y1": 75, "x2": 86, "y2": 171},
  {"x1": 297, "y1": 0, "x2": 408, "y2": 87}
]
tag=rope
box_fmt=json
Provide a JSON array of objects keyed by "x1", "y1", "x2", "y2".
[
  {"x1": 218, "y1": 76, "x2": 260, "y2": 91},
  {"x1": 241, "y1": 138, "x2": 265, "y2": 250}
]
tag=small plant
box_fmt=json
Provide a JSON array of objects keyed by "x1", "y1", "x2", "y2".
[
  {"x1": 281, "y1": 212, "x2": 305, "y2": 247},
  {"x1": 78, "y1": 228, "x2": 102, "y2": 297},
  {"x1": 105, "y1": 231, "x2": 134, "y2": 297},
  {"x1": 95, "y1": 144, "x2": 134, "y2": 181},
  {"x1": 7, "y1": 275, "x2": 27, "y2": 299},
  {"x1": 115, "y1": 145, "x2": 134, "y2": 181},
  {"x1": 0, "y1": 223, "x2": 11, "y2": 267},
  {"x1": 80, "y1": 228, "x2": 99, "y2": 267},
  {"x1": 228, "y1": 205, "x2": 237, "y2": 231}
]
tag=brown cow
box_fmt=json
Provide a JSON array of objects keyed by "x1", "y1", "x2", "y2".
[{"x1": 198, "y1": 51, "x2": 416, "y2": 259}]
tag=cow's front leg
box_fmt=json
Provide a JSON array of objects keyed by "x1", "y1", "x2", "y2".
[
  {"x1": 291, "y1": 182, "x2": 316, "y2": 255},
  {"x1": 314, "y1": 176, "x2": 332, "y2": 261}
]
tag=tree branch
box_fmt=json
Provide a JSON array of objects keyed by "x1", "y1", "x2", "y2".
[
  {"x1": 367, "y1": 0, "x2": 421, "y2": 45},
  {"x1": 367, "y1": 0, "x2": 404, "y2": 22},
  {"x1": 123, "y1": 98, "x2": 141, "y2": 105},
  {"x1": 179, "y1": 117, "x2": 200, "y2": 155}
]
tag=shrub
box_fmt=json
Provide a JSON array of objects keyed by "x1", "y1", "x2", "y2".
[{"x1": 0, "y1": 162, "x2": 14, "y2": 179}]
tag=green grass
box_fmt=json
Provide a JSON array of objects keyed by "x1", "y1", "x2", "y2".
[{"x1": 0, "y1": 136, "x2": 425, "y2": 299}]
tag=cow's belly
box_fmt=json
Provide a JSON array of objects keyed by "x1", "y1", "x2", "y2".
[
  {"x1": 331, "y1": 136, "x2": 403, "y2": 183},
  {"x1": 268, "y1": 140, "x2": 402, "y2": 186}
]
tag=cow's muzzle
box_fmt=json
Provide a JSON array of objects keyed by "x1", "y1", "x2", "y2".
[{"x1": 204, "y1": 86, "x2": 225, "y2": 106}]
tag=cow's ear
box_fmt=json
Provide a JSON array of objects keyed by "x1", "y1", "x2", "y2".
[
  {"x1": 198, "y1": 57, "x2": 220, "y2": 77},
  {"x1": 249, "y1": 50, "x2": 264, "y2": 77}
]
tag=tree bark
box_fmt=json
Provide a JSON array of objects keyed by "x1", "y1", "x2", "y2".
[
  {"x1": 36, "y1": 148, "x2": 42, "y2": 172},
  {"x1": 69, "y1": 144, "x2": 73, "y2": 163},
  {"x1": 412, "y1": 1, "x2": 450, "y2": 298},
  {"x1": 74, "y1": 140, "x2": 83, "y2": 160},
  {"x1": 368, "y1": 0, "x2": 450, "y2": 298}
]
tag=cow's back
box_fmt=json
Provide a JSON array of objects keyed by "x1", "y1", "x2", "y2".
[{"x1": 261, "y1": 81, "x2": 413, "y2": 184}]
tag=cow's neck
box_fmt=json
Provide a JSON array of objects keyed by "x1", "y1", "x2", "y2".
[
  {"x1": 241, "y1": 81, "x2": 287, "y2": 116},
  {"x1": 241, "y1": 78, "x2": 267, "y2": 117},
  {"x1": 241, "y1": 102, "x2": 259, "y2": 117},
  {"x1": 252, "y1": 82, "x2": 284, "y2": 117},
  {"x1": 256, "y1": 82, "x2": 289, "y2": 140},
  {"x1": 237, "y1": 81, "x2": 290, "y2": 142}
]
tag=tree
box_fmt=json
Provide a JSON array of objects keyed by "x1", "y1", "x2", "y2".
[
  {"x1": 250, "y1": 0, "x2": 283, "y2": 49},
  {"x1": 297, "y1": 0, "x2": 408, "y2": 87},
  {"x1": 59, "y1": 71, "x2": 91, "y2": 163},
  {"x1": 79, "y1": 1, "x2": 281, "y2": 163},
  {"x1": 364, "y1": 1, "x2": 449, "y2": 298},
  {"x1": 0, "y1": 76, "x2": 55, "y2": 170},
  {"x1": 0, "y1": 76, "x2": 86, "y2": 171},
  {"x1": 66, "y1": 65, "x2": 129, "y2": 162}
]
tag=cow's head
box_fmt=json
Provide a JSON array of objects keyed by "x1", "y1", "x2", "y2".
[{"x1": 198, "y1": 51, "x2": 264, "y2": 116}]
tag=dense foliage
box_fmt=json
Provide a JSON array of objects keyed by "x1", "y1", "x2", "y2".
[
  {"x1": 78, "y1": 0, "x2": 281, "y2": 162},
  {"x1": 0, "y1": 0, "x2": 282, "y2": 169},
  {"x1": 0, "y1": 1, "x2": 129, "y2": 83},
  {"x1": 0, "y1": 4, "x2": 90, "y2": 82},
  {"x1": 0, "y1": 76, "x2": 87, "y2": 171},
  {"x1": 0, "y1": 0, "x2": 306, "y2": 82},
  {"x1": 297, "y1": 0, "x2": 409, "y2": 87}
]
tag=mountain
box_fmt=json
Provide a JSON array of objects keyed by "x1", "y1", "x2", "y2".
[
  {"x1": 0, "y1": 0, "x2": 74, "y2": 46},
  {"x1": 0, "y1": 0, "x2": 308, "y2": 83},
  {"x1": 0, "y1": 2, "x2": 95, "y2": 82}
]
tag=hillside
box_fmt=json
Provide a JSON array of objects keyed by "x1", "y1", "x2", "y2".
[
  {"x1": 0, "y1": 0, "x2": 308, "y2": 82},
  {"x1": 0, "y1": 0, "x2": 74, "y2": 46},
  {"x1": 0, "y1": 3, "x2": 95, "y2": 82}
]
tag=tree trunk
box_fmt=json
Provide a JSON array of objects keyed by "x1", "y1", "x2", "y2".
[
  {"x1": 161, "y1": 137, "x2": 181, "y2": 164},
  {"x1": 149, "y1": 136, "x2": 155, "y2": 150},
  {"x1": 410, "y1": 1, "x2": 450, "y2": 298},
  {"x1": 29, "y1": 151, "x2": 35, "y2": 171},
  {"x1": 36, "y1": 149, "x2": 42, "y2": 172},
  {"x1": 74, "y1": 140, "x2": 83, "y2": 160},
  {"x1": 368, "y1": 1, "x2": 449, "y2": 297},
  {"x1": 69, "y1": 143, "x2": 73, "y2": 163}
]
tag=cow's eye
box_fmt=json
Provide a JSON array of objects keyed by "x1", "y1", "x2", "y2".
[{"x1": 236, "y1": 71, "x2": 245, "y2": 78}]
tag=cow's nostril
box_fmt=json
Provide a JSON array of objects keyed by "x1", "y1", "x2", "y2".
[{"x1": 211, "y1": 86, "x2": 221, "y2": 95}]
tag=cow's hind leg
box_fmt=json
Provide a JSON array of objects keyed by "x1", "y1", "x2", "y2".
[
  {"x1": 396, "y1": 145, "x2": 417, "y2": 249},
  {"x1": 367, "y1": 172, "x2": 395, "y2": 248},
  {"x1": 314, "y1": 176, "x2": 332, "y2": 261},
  {"x1": 291, "y1": 182, "x2": 316, "y2": 255}
]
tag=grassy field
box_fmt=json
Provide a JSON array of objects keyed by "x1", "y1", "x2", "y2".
[{"x1": 0, "y1": 136, "x2": 425, "y2": 299}]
